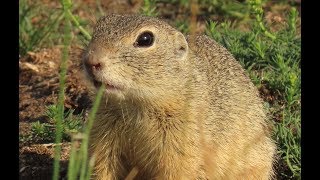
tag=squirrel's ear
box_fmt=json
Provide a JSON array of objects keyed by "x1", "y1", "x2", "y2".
[{"x1": 174, "y1": 32, "x2": 188, "y2": 59}]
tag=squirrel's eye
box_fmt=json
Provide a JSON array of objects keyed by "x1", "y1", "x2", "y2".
[{"x1": 134, "y1": 31, "x2": 154, "y2": 47}]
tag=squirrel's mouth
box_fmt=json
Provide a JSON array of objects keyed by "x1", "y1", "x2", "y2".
[
  {"x1": 93, "y1": 79, "x2": 122, "y2": 92},
  {"x1": 93, "y1": 79, "x2": 102, "y2": 88}
]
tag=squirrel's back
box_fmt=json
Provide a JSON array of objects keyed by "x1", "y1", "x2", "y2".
[{"x1": 187, "y1": 34, "x2": 276, "y2": 179}]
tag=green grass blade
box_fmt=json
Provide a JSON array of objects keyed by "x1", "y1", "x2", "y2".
[
  {"x1": 52, "y1": 3, "x2": 72, "y2": 180},
  {"x1": 79, "y1": 85, "x2": 104, "y2": 180}
]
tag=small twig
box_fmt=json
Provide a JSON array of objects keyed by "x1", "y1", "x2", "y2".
[
  {"x1": 124, "y1": 167, "x2": 139, "y2": 180},
  {"x1": 42, "y1": 143, "x2": 63, "y2": 147}
]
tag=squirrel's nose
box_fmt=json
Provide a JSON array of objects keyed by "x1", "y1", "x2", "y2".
[
  {"x1": 84, "y1": 53, "x2": 104, "y2": 76},
  {"x1": 90, "y1": 62, "x2": 102, "y2": 70}
]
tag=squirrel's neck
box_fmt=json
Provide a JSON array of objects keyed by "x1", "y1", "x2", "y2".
[{"x1": 99, "y1": 92, "x2": 188, "y2": 122}]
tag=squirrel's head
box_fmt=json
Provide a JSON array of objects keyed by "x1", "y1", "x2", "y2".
[{"x1": 83, "y1": 14, "x2": 190, "y2": 102}]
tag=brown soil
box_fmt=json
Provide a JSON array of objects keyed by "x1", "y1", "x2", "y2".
[
  {"x1": 19, "y1": 45, "x2": 93, "y2": 179},
  {"x1": 19, "y1": 143, "x2": 71, "y2": 180}
]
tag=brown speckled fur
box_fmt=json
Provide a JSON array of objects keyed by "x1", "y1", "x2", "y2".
[{"x1": 83, "y1": 14, "x2": 276, "y2": 180}]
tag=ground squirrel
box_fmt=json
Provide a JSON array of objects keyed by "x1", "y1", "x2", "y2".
[{"x1": 83, "y1": 14, "x2": 276, "y2": 180}]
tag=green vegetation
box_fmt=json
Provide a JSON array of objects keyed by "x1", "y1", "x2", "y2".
[
  {"x1": 30, "y1": 121, "x2": 55, "y2": 142},
  {"x1": 52, "y1": 0, "x2": 100, "y2": 179},
  {"x1": 19, "y1": 0, "x2": 64, "y2": 56},
  {"x1": 67, "y1": 85, "x2": 104, "y2": 180},
  {"x1": 52, "y1": 0, "x2": 72, "y2": 178},
  {"x1": 19, "y1": 0, "x2": 300, "y2": 179},
  {"x1": 46, "y1": 105, "x2": 83, "y2": 141},
  {"x1": 19, "y1": 105, "x2": 83, "y2": 144},
  {"x1": 141, "y1": 0, "x2": 158, "y2": 16}
]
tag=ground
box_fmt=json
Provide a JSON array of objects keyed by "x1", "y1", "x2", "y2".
[{"x1": 19, "y1": 46, "x2": 92, "y2": 179}]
